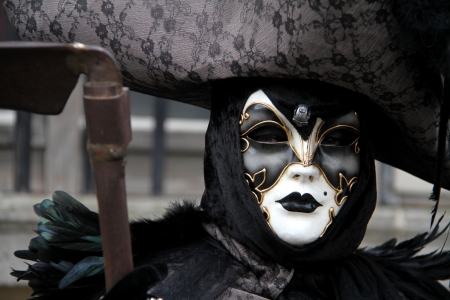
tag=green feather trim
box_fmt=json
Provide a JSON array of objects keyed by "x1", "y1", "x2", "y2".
[{"x1": 58, "y1": 256, "x2": 104, "y2": 289}]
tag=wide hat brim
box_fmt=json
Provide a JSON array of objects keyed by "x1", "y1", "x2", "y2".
[{"x1": 3, "y1": 0, "x2": 449, "y2": 190}]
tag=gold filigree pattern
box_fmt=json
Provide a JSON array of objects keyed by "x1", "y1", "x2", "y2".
[
  {"x1": 262, "y1": 206, "x2": 274, "y2": 231},
  {"x1": 317, "y1": 124, "x2": 360, "y2": 143},
  {"x1": 241, "y1": 137, "x2": 250, "y2": 153},
  {"x1": 258, "y1": 162, "x2": 339, "y2": 194},
  {"x1": 262, "y1": 206, "x2": 270, "y2": 221},
  {"x1": 242, "y1": 102, "x2": 303, "y2": 162},
  {"x1": 300, "y1": 128, "x2": 315, "y2": 166},
  {"x1": 354, "y1": 141, "x2": 360, "y2": 154},
  {"x1": 244, "y1": 168, "x2": 267, "y2": 204},
  {"x1": 349, "y1": 180, "x2": 357, "y2": 192},
  {"x1": 245, "y1": 178, "x2": 259, "y2": 203},
  {"x1": 240, "y1": 120, "x2": 285, "y2": 137},
  {"x1": 334, "y1": 173, "x2": 358, "y2": 206},
  {"x1": 239, "y1": 112, "x2": 250, "y2": 125},
  {"x1": 319, "y1": 207, "x2": 335, "y2": 238}
]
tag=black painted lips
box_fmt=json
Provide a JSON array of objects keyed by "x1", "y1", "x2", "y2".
[{"x1": 276, "y1": 192, "x2": 322, "y2": 213}]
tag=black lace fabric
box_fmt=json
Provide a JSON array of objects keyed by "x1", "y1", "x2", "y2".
[
  {"x1": 203, "y1": 222, "x2": 293, "y2": 299},
  {"x1": 2, "y1": 0, "x2": 425, "y2": 106},
  {"x1": 3, "y1": 0, "x2": 448, "y2": 190}
]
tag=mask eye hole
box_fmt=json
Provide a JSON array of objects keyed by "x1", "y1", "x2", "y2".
[
  {"x1": 247, "y1": 124, "x2": 288, "y2": 144},
  {"x1": 320, "y1": 128, "x2": 359, "y2": 147}
]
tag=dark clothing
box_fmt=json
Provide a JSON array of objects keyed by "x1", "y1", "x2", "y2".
[
  {"x1": 11, "y1": 197, "x2": 450, "y2": 300},
  {"x1": 113, "y1": 206, "x2": 450, "y2": 300}
]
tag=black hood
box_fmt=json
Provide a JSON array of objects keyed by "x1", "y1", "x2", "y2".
[{"x1": 200, "y1": 78, "x2": 377, "y2": 268}]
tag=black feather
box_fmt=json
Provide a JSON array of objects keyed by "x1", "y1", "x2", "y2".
[
  {"x1": 11, "y1": 191, "x2": 104, "y2": 299},
  {"x1": 358, "y1": 215, "x2": 450, "y2": 299},
  {"x1": 11, "y1": 195, "x2": 205, "y2": 300},
  {"x1": 130, "y1": 199, "x2": 207, "y2": 263}
]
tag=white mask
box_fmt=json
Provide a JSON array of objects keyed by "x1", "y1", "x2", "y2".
[{"x1": 240, "y1": 90, "x2": 360, "y2": 245}]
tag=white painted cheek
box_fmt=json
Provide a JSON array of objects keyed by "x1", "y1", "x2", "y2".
[{"x1": 261, "y1": 164, "x2": 340, "y2": 246}]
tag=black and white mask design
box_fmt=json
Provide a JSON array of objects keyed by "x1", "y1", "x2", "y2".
[{"x1": 240, "y1": 90, "x2": 360, "y2": 246}]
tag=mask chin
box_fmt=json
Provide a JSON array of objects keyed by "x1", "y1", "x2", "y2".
[{"x1": 240, "y1": 89, "x2": 360, "y2": 246}]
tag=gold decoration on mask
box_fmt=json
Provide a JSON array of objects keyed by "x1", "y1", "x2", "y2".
[
  {"x1": 317, "y1": 124, "x2": 360, "y2": 144},
  {"x1": 354, "y1": 141, "x2": 360, "y2": 154},
  {"x1": 257, "y1": 162, "x2": 339, "y2": 195},
  {"x1": 244, "y1": 168, "x2": 267, "y2": 204},
  {"x1": 241, "y1": 102, "x2": 359, "y2": 205},
  {"x1": 241, "y1": 137, "x2": 250, "y2": 153},
  {"x1": 300, "y1": 130, "x2": 316, "y2": 166},
  {"x1": 241, "y1": 102, "x2": 303, "y2": 160},
  {"x1": 349, "y1": 180, "x2": 357, "y2": 192},
  {"x1": 262, "y1": 206, "x2": 274, "y2": 231},
  {"x1": 244, "y1": 178, "x2": 259, "y2": 203},
  {"x1": 239, "y1": 112, "x2": 250, "y2": 125},
  {"x1": 335, "y1": 173, "x2": 358, "y2": 206},
  {"x1": 319, "y1": 207, "x2": 335, "y2": 238},
  {"x1": 240, "y1": 120, "x2": 285, "y2": 137},
  {"x1": 262, "y1": 206, "x2": 270, "y2": 221},
  {"x1": 252, "y1": 191, "x2": 259, "y2": 203}
]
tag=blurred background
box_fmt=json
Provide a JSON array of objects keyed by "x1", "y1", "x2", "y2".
[{"x1": 1, "y1": 4, "x2": 450, "y2": 299}]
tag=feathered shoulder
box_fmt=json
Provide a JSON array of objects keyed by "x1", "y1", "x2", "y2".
[
  {"x1": 357, "y1": 215, "x2": 450, "y2": 300},
  {"x1": 11, "y1": 191, "x2": 206, "y2": 300},
  {"x1": 130, "y1": 200, "x2": 208, "y2": 263}
]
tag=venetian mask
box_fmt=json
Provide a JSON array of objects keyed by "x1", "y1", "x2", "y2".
[{"x1": 240, "y1": 89, "x2": 360, "y2": 246}]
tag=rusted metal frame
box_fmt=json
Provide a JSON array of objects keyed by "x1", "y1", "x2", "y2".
[
  {"x1": 0, "y1": 41, "x2": 134, "y2": 290},
  {"x1": 83, "y1": 82, "x2": 134, "y2": 291}
]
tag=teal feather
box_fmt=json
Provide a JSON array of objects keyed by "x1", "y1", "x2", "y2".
[
  {"x1": 59, "y1": 242, "x2": 103, "y2": 252},
  {"x1": 58, "y1": 256, "x2": 104, "y2": 289},
  {"x1": 37, "y1": 223, "x2": 85, "y2": 238},
  {"x1": 33, "y1": 200, "x2": 56, "y2": 224},
  {"x1": 53, "y1": 191, "x2": 95, "y2": 217},
  {"x1": 12, "y1": 191, "x2": 105, "y2": 295},
  {"x1": 27, "y1": 236, "x2": 60, "y2": 263},
  {"x1": 50, "y1": 261, "x2": 74, "y2": 274},
  {"x1": 14, "y1": 249, "x2": 37, "y2": 261},
  {"x1": 79, "y1": 236, "x2": 102, "y2": 243}
]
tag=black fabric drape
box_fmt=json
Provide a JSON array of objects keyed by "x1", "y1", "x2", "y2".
[{"x1": 200, "y1": 78, "x2": 402, "y2": 299}]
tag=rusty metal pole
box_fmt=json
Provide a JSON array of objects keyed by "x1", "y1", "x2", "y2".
[
  {"x1": 0, "y1": 42, "x2": 134, "y2": 290},
  {"x1": 83, "y1": 81, "x2": 134, "y2": 291}
]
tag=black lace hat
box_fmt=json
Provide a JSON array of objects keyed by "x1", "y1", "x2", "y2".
[{"x1": 3, "y1": 0, "x2": 450, "y2": 214}]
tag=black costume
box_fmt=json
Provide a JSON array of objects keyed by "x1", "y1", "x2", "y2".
[
  {"x1": 10, "y1": 80, "x2": 450, "y2": 300},
  {"x1": 4, "y1": 0, "x2": 450, "y2": 299}
]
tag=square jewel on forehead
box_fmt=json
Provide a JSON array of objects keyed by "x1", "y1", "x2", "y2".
[{"x1": 292, "y1": 104, "x2": 311, "y2": 127}]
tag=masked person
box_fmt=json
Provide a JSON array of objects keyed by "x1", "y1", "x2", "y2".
[
  {"x1": 4, "y1": 0, "x2": 450, "y2": 299},
  {"x1": 8, "y1": 79, "x2": 450, "y2": 300}
]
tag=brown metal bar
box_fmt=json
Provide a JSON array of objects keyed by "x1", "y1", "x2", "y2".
[
  {"x1": 0, "y1": 42, "x2": 122, "y2": 115},
  {"x1": 1, "y1": 41, "x2": 134, "y2": 290},
  {"x1": 83, "y1": 82, "x2": 133, "y2": 291}
]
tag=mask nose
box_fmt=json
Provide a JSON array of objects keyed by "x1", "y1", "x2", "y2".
[{"x1": 289, "y1": 164, "x2": 320, "y2": 183}]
